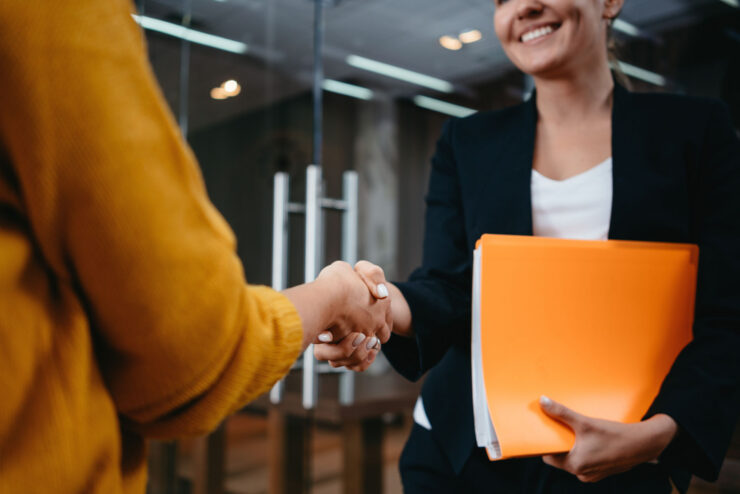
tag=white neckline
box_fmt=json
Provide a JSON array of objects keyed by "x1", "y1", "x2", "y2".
[{"x1": 532, "y1": 157, "x2": 612, "y2": 185}]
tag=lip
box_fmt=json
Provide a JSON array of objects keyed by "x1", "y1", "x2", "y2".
[{"x1": 518, "y1": 21, "x2": 561, "y2": 43}]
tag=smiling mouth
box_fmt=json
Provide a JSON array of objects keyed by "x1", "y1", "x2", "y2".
[{"x1": 520, "y1": 23, "x2": 561, "y2": 43}]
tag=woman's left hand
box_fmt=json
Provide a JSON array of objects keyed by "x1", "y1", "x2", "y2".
[{"x1": 539, "y1": 396, "x2": 678, "y2": 483}]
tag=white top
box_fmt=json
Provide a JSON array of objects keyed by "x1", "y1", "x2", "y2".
[
  {"x1": 531, "y1": 157, "x2": 613, "y2": 240},
  {"x1": 413, "y1": 157, "x2": 614, "y2": 431}
]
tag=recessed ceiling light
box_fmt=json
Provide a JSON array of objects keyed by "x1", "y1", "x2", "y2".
[
  {"x1": 211, "y1": 87, "x2": 229, "y2": 100},
  {"x1": 222, "y1": 79, "x2": 240, "y2": 95},
  {"x1": 439, "y1": 35, "x2": 462, "y2": 51},
  {"x1": 459, "y1": 29, "x2": 482, "y2": 44},
  {"x1": 718, "y1": 0, "x2": 739, "y2": 7}
]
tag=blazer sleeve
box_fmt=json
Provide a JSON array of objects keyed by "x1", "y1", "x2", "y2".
[
  {"x1": 382, "y1": 118, "x2": 473, "y2": 381},
  {"x1": 646, "y1": 101, "x2": 740, "y2": 481}
]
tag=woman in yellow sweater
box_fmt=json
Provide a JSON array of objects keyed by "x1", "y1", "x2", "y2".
[{"x1": 0, "y1": 1, "x2": 388, "y2": 492}]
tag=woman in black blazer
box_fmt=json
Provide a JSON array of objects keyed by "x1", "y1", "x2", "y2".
[{"x1": 315, "y1": 0, "x2": 740, "y2": 492}]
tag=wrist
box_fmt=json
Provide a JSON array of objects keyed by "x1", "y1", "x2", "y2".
[
  {"x1": 311, "y1": 273, "x2": 348, "y2": 330},
  {"x1": 643, "y1": 414, "x2": 679, "y2": 461},
  {"x1": 387, "y1": 283, "x2": 413, "y2": 338}
]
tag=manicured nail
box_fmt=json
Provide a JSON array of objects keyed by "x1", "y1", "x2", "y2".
[
  {"x1": 353, "y1": 334, "x2": 367, "y2": 347},
  {"x1": 366, "y1": 336, "x2": 378, "y2": 350},
  {"x1": 318, "y1": 332, "x2": 333, "y2": 343},
  {"x1": 540, "y1": 395, "x2": 552, "y2": 407},
  {"x1": 377, "y1": 283, "x2": 389, "y2": 298}
]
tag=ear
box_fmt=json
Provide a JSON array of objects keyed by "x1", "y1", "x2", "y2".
[{"x1": 603, "y1": 0, "x2": 624, "y2": 20}]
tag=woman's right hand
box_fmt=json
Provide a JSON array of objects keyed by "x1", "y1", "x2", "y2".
[
  {"x1": 353, "y1": 260, "x2": 413, "y2": 339},
  {"x1": 282, "y1": 260, "x2": 392, "y2": 351},
  {"x1": 314, "y1": 260, "x2": 414, "y2": 371},
  {"x1": 313, "y1": 260, "x2": 392, "y2": 344}
]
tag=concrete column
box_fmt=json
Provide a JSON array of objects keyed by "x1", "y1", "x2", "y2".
[{"x1": 354, "y1": 98, "x2": 399, "y2": 281}]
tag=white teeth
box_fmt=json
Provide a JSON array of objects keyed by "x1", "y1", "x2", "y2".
[{"x1": 521, "y1": 25, "x2": 554, "y2": 43}]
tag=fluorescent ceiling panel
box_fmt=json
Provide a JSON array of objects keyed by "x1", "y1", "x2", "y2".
[
  {"x1": 132, "y1": 15, "x2": 248, "y2": 54},
  {"x1": 612, "y1": 19, "x2": 641, "y2": 37},
  {"x1": 322, "y1": 80, "x2": 374, "y2": 100},
  {"x1": 413, "y1": 95, "x2": 476, "y2": 117},
  {"x1": 614, "y1": 61, "x2": 667, "y2": 86},
  {"x1": 347, "y1": 55, "x2": 454, "y2": 93}
]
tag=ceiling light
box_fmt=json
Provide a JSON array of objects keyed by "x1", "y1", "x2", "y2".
[
  {"x1": 222, "y1": 79, "x2": 241, "y2": 95},
  {"x1": 322, "y1": 80, "x2": 374, "y2": 100},
  {"x1": 459, "y1": 29, "x2": 482, "y2": 44},
  {"x1": 611, "y1": 19, "x2": 641, "y2": 37},
  {"x1": 132, "y1": 15, "x2": 248, "y2": 54},
  {"x1": 439, "y1": 35, "x2": 463, "y2": 51},
  {"x1": 612, "y1": 61, "x2": 666, "y2": 87},
  {"x1": 718, "y1": 0, "x2": 739, "y2": 7},
  {"x1": 413, "y1": 95, "x2": 476, "y2": 118},
  {"x1": 346, "y1": 55, "x2": 454, "y2": 93},
  {"x1": 210, "y1": 87, "x2": 229, "y2": 100}
]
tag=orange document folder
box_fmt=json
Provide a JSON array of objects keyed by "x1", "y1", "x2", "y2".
[{"x1": 471, "y1": 234, "x2": 698, "y2": 461}]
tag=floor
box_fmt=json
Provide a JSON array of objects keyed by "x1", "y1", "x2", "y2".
[{"x1": 169, "y1": 413, "x2": 740, "y2": 494}]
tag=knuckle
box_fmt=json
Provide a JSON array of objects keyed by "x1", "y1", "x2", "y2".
[
  {"x1": 354, "y1": 260, "x2": 371, "y2": 272},
  {"x1": 370, "y1": 265, "x2": 384, "y2": 277},
  {"x1": 571, "y1": 461, "x2": 588, "y2": 478}
]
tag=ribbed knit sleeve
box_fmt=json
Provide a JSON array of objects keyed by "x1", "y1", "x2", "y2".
[{"x1": 0, "y1": 0, "x2": 302, "y2": 438}]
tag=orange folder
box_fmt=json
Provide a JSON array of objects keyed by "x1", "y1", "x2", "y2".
[{"x1": 471, "y1": 234, "x2": 698, "y2": 460}]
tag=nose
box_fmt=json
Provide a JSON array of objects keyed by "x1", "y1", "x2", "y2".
[{"x1": 516, "y1": 0, "x2": 544, "y2": 19}]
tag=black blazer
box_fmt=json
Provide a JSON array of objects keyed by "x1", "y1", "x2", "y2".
[{"x1": 383, "y1": 84, "x2": 740, "y2": 492}]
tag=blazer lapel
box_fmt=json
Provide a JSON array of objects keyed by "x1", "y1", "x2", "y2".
[
  {"x1": 472, "y1": 96, "x2": 536, "y2": 238},
  {"x1": 609, "y1": 83, "x2": 651, "y2": 241},
  {"x1": 473, "y1": 83, "x2": 650, "y2": 242}
]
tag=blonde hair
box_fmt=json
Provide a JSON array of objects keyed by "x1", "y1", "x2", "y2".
[{"x1": 606, "y1": 15, "x2": 632, "y2": 89}]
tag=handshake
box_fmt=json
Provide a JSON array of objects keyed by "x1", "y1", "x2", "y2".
[{"x1": 303, "y1": 260, "x2": 406, "y2": 372}]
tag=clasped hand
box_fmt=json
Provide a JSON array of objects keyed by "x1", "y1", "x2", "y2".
[
  {"x1": 310, "y1": 261, "x2": 392, "y2": 371},
  {"x1": 312, "y1": 260, "x2": 392, "y2": 371}
]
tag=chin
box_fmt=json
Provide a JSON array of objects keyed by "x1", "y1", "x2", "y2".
[{"x1": 512, "y1": 55, "x2": 565, "y2": 79}]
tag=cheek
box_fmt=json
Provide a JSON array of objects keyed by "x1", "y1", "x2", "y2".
[{"x1": 492, "y1": 11, "x2": 511, "y2": 47}]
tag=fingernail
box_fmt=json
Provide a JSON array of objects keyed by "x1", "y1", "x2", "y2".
[
  {"x1": 318, "y1": 332, "x2": 333, "y2": 343},
  {"x1": 377, "y1": 283, "x2": 389, "y2": 298},
  {"x1": 540, "y1": 395, "x2": 552, "y2": 407},
  {"x1": 353, "y1": 334, "x2": 367, "y2": 347},
  {"x1": 366, "y1": 336, "x2": 378, "y2": 350}
]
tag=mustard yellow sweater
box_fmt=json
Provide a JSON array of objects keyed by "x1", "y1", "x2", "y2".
[{"x1": 0, "y1": 1, "x2": 303, "y2": 492}]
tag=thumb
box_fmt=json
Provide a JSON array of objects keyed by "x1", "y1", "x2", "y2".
[
  {"x1": 539, "y1": 395, "x2": 585, "y2": 430},
  {"x1": 354, "y1": 260, "x2": 389, "y2": 299}
]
